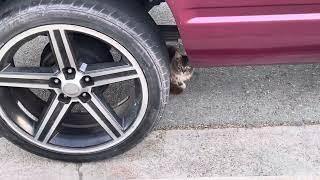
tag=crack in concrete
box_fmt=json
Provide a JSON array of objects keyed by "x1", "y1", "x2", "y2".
[{"x1": 77, "y1": 163, "x2": 83, "y2": 180}]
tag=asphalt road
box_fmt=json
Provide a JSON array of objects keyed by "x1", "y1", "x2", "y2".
[
  {"x1": 158, "y1": 64, "x2": 320, "y2": 130},
  {"x1": 1, "y1": 3, "x2": 320, "y2": 179}
]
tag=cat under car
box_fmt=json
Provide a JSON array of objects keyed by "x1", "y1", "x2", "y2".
[{"x1": 168, "y1": 43, "x2": 194, "y2": 94}]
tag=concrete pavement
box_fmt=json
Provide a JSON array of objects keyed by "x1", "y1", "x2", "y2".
[
  {"x1": 79, "y1": 125, "x2": 320, "y2": 179},
  {"x1": 1, "y1": 125, "x2": 320, "y2": 179}
]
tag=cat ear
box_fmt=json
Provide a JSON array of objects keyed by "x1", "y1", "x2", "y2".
[{"x1": 174, "y1": 51, "x2": 183, "y2": 60}]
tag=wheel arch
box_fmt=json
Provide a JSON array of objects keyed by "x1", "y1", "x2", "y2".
[{"x1": 0, "y1": 0, "x2": 165, "y2": 11}]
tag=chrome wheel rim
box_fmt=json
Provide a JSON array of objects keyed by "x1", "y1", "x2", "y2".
[{"x1": 0, "y1": 25, "x2": 149, "y2": 154}]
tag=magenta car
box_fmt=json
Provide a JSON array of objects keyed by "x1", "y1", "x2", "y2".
[{"x1": 0, "y1": 0, "x2": 317, "y2": 161}]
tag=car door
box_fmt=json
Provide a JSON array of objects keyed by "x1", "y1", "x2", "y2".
[{"x1": 167, "y1": 0, "x2": 320, "y2": 66}]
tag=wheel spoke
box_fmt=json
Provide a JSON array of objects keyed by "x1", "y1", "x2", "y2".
[
  {"x1": 91, "y1": 93, "x2": 124, "y2": 135},
  {"x1": 94, "y1": 73, "x2": 139, "y2": 87},
  {"x1": 48, "y1": 29, "x2": 77, "y2": 70},
  {"x1": 80, "y1": 95, "x2": 124, "y2": 140},
  {"x1": 85, "y1": 63, "x2": 136, "y2": 77},
  {"x1": 85, "y1": 63, "x2": 139, "y2": 87},
  {"x1": 0, "y1": 67, "x2": 55, "y2": 89},
  {"x1": 34, "y1": 94, "x2": 71, "y2": 143}
]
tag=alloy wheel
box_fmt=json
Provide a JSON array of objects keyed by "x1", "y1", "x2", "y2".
[{"x1": 0, "y1": 25, "x2": 149, "y2": 154}]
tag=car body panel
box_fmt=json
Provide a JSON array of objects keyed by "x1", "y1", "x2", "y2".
[{"x1": 166, "y1": 0, "x2": 320, "y2": 67}]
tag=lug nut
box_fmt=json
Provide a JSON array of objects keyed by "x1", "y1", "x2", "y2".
[
  {"x1": 49, "y1": 78, "x2": 61, "y2": 88},
  {"x1": 63, "y1": 68, "x2": 76, "y2": 80},
  {"x1": 67, "y1": 68, "x2": 73, "y2": 74},
  {"x1": 79, "y1": 92, "x2": 91, "y2": 103},
  {"x1": 84, "y1": 77, "x2": 91, "y2": 82},
  {"x1": 58, "y1": 94, "x2": 71, "y2": 104},
  {"x1": 54, "y1": 79, "x2": 60, "y2": 84},
  {"x1": 81, "y1": 76, "x2": 94, "y2": 87}
]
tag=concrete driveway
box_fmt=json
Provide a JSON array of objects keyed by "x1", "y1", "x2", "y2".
[
  {"x1": 1, "y1": 3, "x2": 320, "y2": 180},
  {"x1": 1, "y1": 125, "x2": 320, "y2": 180}
]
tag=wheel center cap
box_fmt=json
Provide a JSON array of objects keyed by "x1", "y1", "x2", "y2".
[{"x1": 62, "y1": 83, "x2": 81, "y2": 97}]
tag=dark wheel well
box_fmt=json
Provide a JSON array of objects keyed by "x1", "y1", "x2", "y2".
[
  {"x1": 0, "y1": 0, "x2": 164, "y2": 11},
  {"x1": 140, "y1": 0, "x2": 165, "y2": 10}
]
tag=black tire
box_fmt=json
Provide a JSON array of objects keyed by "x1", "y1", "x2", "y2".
[{"x1": 0, "y1": 0, "x2": 170, "y2": 162}]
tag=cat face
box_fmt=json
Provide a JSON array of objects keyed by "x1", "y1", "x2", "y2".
[{"x1": 173, "y1": 52, "x2": 193, "y2": 75}]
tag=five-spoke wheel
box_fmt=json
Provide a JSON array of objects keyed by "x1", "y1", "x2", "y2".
[{"x1": 0, "y1": 25, "x2": 149, "y2": 154}]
